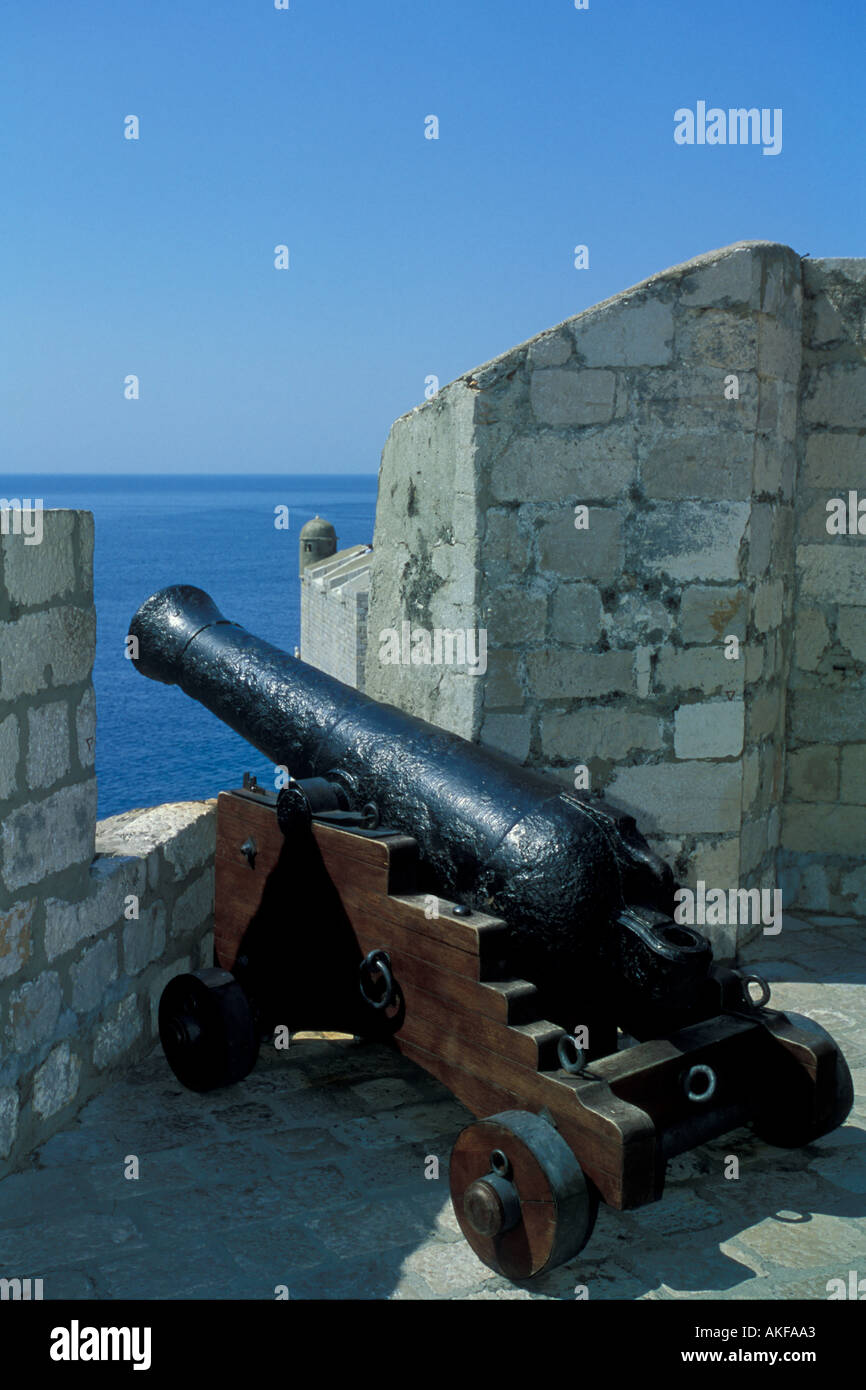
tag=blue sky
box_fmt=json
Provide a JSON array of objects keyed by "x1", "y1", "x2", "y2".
[{"x1": 2, "y1": 0, "x2": 863, "y2": 475}]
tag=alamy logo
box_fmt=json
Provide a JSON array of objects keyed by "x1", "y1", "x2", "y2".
[
  {"x1": 379, "y1": 622, "x2": 487, "y2": 675},
  {"x1": 0, "y1": 498, "x2": 43, "y2": 545},
  {"x1": 674, "y1": 103, "x2": 782, "y2": 156},
  {"x1": 49, "y1": 1320, "x2": 152, "y2": 1371},
  {"x1": 674, "y1": 881, "x2": 782, "y2": 935}
]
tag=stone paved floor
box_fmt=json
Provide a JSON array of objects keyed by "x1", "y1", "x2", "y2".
[{"x1": 1, "y1": 913, "x2": 864, "y2": 1300}]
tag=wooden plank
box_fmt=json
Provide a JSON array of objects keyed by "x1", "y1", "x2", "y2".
[{"x1": 340, "y1": 888, "x2": 502, "y2": 981}]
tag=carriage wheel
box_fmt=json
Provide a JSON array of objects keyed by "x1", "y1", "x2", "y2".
[
  {"x1": 449, "y1": 1110, "x2": 598, "y2": 1280},
  {"x1": 159, "y1": 968, "x2": 259, "y2": 1092}
]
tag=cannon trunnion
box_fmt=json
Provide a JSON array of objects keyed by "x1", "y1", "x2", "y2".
[{"x1": 131, "y1": 586, "x2": 854, "y2": 1281}]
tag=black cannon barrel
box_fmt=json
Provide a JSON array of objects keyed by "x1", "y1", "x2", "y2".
[{"x1": 129, "y1": 586, "x2": 708, "y2": 1021}]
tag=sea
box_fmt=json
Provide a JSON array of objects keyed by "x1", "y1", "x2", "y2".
[{"x1": 5, "y1": 474, "x2": 378, "y2": 819}]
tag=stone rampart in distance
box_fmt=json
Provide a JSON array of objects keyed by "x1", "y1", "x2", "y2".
[{"x1": 362, "y1": 242, "x2": 866, "y2": 946}]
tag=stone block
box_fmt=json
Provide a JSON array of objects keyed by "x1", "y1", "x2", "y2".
[
  {"x1": 44, "y1": 854, "x2": 143, "y2": 961},
  {"x1": 549, "y1": 584, "x2": 602, "y2": 646},
  {"x1": 0, "y1": 712, "x2": 19, "y2": 799},
  {"x1": 679, "y1": 586, "x2": 746, "y2": 644},
  {"x1": 2, "y1": 511, "x2": 76, "y2": 608},
  {"x1": 0, "y1": 607, "x2": 96, "y2": 701},
  {"x1": 95, "y1": 801, "x2": 216, "y2": 883},
  {"x1": 674, "y1": 699, "x2": 744, "y2": 759},
  {"x1": 32, "y1": 1042, "x2": 81, "y2": 1119},
  {"x1": 796, "y1": 546, "x2": 866, "y2": 606},
  {"x1": 675, "y1": 310, "x2": 757, "y2": 369},
  {"x1": 541, "y1": 707, "x2": 663, "y2": 762},
  {"x1": 746, "y1": 688, "x2": 781, "y2": 740},
  {"x1": 538, "y1": 508, "x2": 623, "y2": 583},
  {"x1": 802, "y1": 364, "x2": 866, "y2": 427},
  {"x1": 782, "y1": 803, "x2": 866, "y2": 855},
  {"x1": 483, "y1": 586, "x2": 546, "y2": 645},
  {"x1": 794, "y1": 608, "x2": 830, "y2": 670},
  {"x1": 786, "y1": 745, "x2": 840, "y2": 802},
  {"x1": 573, "y1": 297, "x2": 674, "y2": 367},
  {"x1": 0, "y1": 1087, "x2": 18, "y2": 1160},
  {"x1": 75, "y1": 686, "x2": 96, "y2": 769},
  {"x1": 641, "y1": 430, "x2": 752, "y2": 500},
  {"x1": 479, "y1": 713, "x2": 532, "y2": 763},
  {"x1": 837, "y1": 608, "x2": 866, "y2": 663},
  {"x1": 757, "y1": 315, "x2": 801, "y2": 383},
  {"x1": 632, "y1": 502, "x2": 749, "y2": 582},
  {"x1": 7, "y1": 973, "x2": 62, "y2": 1053},
  {"x1": 790, "y1": 687, "x2": 866, "y2": 744},
  {"x1": 26, "y1": 700, "x2": 70, "y2": 790},
  {"x1": 489, "y1": 425, "x2": 637, "y2": 503},
  {"x1": 0, "y1": 899, "x2": 33, "y2": 982},
  {"x1": 482, "y1": 510, "x2": 531, "y2": 578},
  {"x1": 753, "y1": 578, "x2": 784, "y2": 634},
  {"x1": 0, "y1": 779, "x2": 97, "y2": 892},
  {"x1": 680, "y1": 247, "x2": 762, "y2": 309},
  {"x1": 93, "y1": 996, "x2": 143, "y2": 1071},
  {"x1": 525, "y1": 650, "x2": 634, "y2": 700},
  {"x1": 840, "y1": 744, "x2": 866, "y2": 803},
  {"x1": 123, "y1": 899, "x2": 167, "y2": 975},
  {"x1": 606, "y1": 760, "x2": 742, "y2": 834},
  {"x1": 680, "y1": 836, "x2": 741, "y2": 891},
  {"x1": 482, "y1": 649, "x2": 523, "y2": 709},
  {"x1": 69, "y1": 937, "x2": 118, "y2": 1014},
  {"x1": 655, "y1": 646, "x2": 744, "y2": 696},
  {"x1": 530, "y1": 369, "x2": 616, "y2": 426},
  {"x1": 803, "y1": 432, "x2": 866, "y2": 488},
  {"x1": 170, "y1": 872, "x2": 214, "y2": 943},
  {"x1": 527, "y1": 331, "x2": 572, "y2": 368}
]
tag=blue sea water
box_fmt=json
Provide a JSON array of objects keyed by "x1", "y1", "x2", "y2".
[{"x1": 6, "y1": 475, "x2": 378, "y2": 819}]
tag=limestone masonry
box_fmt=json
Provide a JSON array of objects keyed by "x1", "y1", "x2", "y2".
[{"x1": 304, "y1": 241, "x2": 866, "y2": 946}]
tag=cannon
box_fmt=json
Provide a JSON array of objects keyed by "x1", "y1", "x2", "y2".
[{"x1": 130, "y1": 584, "x2": 853, "y2": 1280}]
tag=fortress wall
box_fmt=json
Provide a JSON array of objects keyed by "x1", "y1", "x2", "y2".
[
  {"x1": 781, "y1": 261, "x2": 866, "y2": 916},
  {"x1": 0, "y1": 511, "x2": 215, "y2": 1178},
  {"x1": 367, "y1": 242, "x2": 807, "y2": 955}
]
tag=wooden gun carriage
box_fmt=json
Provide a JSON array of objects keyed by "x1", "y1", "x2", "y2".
[{"x1": 132, "y1": 586, "x2": 853, "y2": 1281}]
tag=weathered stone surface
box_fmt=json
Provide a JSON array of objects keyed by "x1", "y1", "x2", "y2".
[
  {"x1": 573, "y1": 297, "x2": 674, "y2": 367},
  {"x1": 674, "y1": 699, "x2": 744, "y2": 759},
  {"x1": 70, "y1": 937, "x2": 118, "y2": 1014},
  {"x1": 802, "y1": 363, "x2": 866, "y2": 427},
  {"x1": 123, "y1": 900, "x2": 167, "y2": 975},
  {"x1": 794, "y1": 608, "x2": 830, "y2": 670},
  {"x1": 757, "y1": 315, "x2": 801, "y2": 384},
  {"x1": 679, "y1": 586, "x2": 746, "y2": 644},
  {"x1": 93, "y1": 997, "x2": 143, "y2": 1071},
  {"x1": 95, "y1": 802, "x2": 216, "y2": 882},
  {"x1": 803, "y1": 432, "x2": 866, "y2": 488},
  {"x1": 837, "y1": 608, "x2": 866, "y2": 663},
  {"x1": 479, "y1": 713, "x2": 531, "y2": 763},
  {"x1": 632, "y1": 502, "x2": 749, "y2": 582},
  {"x1": 641, "y1": 431, "x2": 752, "y2": 500},
  {"x1": 525, "y1": 650, "x2": 634, "y2": 700},
  {"x1": 679, "y1": 246, "x2": 762, "y2": 308},
  {"x1": 839, "y1": 744, "x2": 866, "y2": 804},
  {"x1": 786, "y1": 745, "x2": 840, "y2": 802},
  {"x1": 0, "y1": 1087, "x2": 18, "y2": 1159},
  {"x1": 655, "y1": 646, "x2": 744, "y2": 696},
  {"x1": 75, "y1": 686, "x2": 96, "y2": 769},
  {"x1": 782, "y1": 804, "x2": 866, "y2": 855},
  {"x1": 0, "y1": 779, "x2": 97, "y2": 892},
  {"x1": 541, "y1": 707, "x2": 663, "y2": 762},
  {"x1": 482, "y1": 510, "x2": 531, "y2": 578},
  {"x1": 537, "y1": 508, "x2": 623, "y2": 583},
  {"x1": 2, "y1": 512, "x2": 76, "y2": 608},
  {"x1": 790, "y1": 688, "x2": 866, "y2": 744},
  {"x1": 482, "y1": 649, "x2": 523, "y2": 709},
  {"x1": 44, "y1": 855, "x2": 142, "y2": 961},
  {"x1": 26, "y1": 700, "x2": 70, "y2": 790},
  {"x1": 0, "y1": 607, "x2": 95, "y2": 700},
  {"x1": 0, "y1": 712, "x2": 19, "y2": 799},
  {"x1": 526, "y1": 330, "x2": 571, "y2": 368},
  {"x1": 171, "y1": 872, "x2": 213, "y2": 940},
  {"x1": 753, "y1": 579, "x2": 784, "y2": 634},
  {"x1": 530, "y1": 369, "x2": 616, "y2": 426},
  {"x1": 606, "y1": 760, "x2": 742, "y2": 833},
  {"x1": 7, "y1": 973, "x2": 62, "y2": 1053},
  {"x1": 483, "y1": 585, "x2": 546, "y2": 644},
  {"x1": 32, "y1": 1042, "x2": 81, "y2": 1119},
  {"x1": 548, "y1": 583, "x2": 602, "y2": 646},
  {"x1": 675, "y1": 310, "x2": 757, "y2": 370},
  {"x1": 0, "y1": 899, "x2": 33, "y2": 983},
  {"x1": 490, "y1": 425, "x2": 636, "y2": 502},
  {"x1": 796, "y1": 547, "x2": 866, "y2": 606}
]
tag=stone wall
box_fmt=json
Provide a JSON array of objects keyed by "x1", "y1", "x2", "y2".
[
  {"x1": 781, "y1": 260, "x2": 866, "y2": 916},
  {"x1": 362, "y1": 241, "x2": 864, "y2": 955},
  {"x1": 300, "y1": 544, "x2": 371, "y2": 689},
  {"x1": 0, "y1": 510, "x2": 216, "y2": 1178}
]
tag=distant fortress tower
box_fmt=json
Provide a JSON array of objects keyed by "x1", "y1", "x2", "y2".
[
  {"x1": 299, "y1": 515, "x2": 371, "y2": 689},
  {"x1": 298, "y1": 515, "x2": 337, "y2": 575}
]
